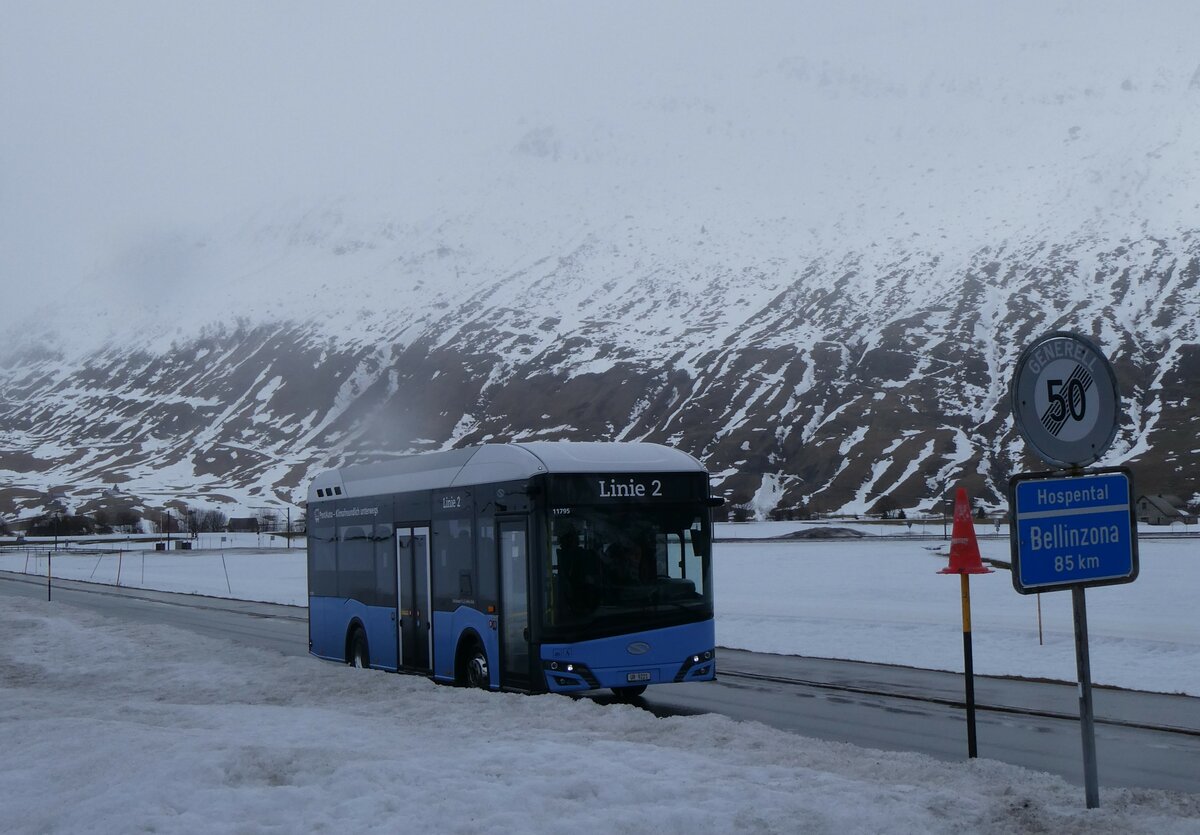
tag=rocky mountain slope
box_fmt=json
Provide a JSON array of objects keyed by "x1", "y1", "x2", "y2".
[{"x1": 2, "y1": 221, "x2": 1197, "y2": 523}]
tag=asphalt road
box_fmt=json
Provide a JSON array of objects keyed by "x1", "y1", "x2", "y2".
[
  {"x1": 4, "y1": 571, "x2": 1197, "y2": 796},
  {"x1": 641, "y1": 654, "x2": 1200, "y2": 795}
]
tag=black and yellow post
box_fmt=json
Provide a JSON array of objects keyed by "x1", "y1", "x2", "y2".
[
  {"x1": 939, "y1": 486, "x2": 993, "y2": 759},
  {"x1": 960, "y1": 573, "x2": 978, "y2": 757}
]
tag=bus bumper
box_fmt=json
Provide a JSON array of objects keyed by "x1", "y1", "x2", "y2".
[{"x1": 540, "y1": 621, "x2": 716, "y2": 693}]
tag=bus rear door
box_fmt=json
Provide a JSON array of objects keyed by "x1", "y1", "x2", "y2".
[{"x1": 396, "y1": 526, "x2": 433, "y2": 673}]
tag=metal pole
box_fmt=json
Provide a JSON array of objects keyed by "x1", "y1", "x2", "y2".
[
  {"x1": 1037, "y1": 593, "x2": 1044, "y2": 646},
  {"x1": 47, "y1": 549, "x2": 52, "y2": 601},
  {"x1": 1072, "y1": 585, "x2": 1100, "y2": 808},
  {"x1": 961, "y1": 574, "x2": 978, "y2": 758}
]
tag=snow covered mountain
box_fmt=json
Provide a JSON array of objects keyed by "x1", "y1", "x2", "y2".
[
  {"x1": 3, "y1": 215, "x2": 1197, "y2": 523},
  {"x1": 2, "y1": 3, "x2": 1198, "y2": 523}
]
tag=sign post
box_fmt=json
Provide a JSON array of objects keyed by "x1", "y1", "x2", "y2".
[
  {"x1": 1008, "y1": 331, "x2": 1137, "y2": 810},
  {"x1": 1071, "y1": 586, "x2": 1098, "y2": 807}
]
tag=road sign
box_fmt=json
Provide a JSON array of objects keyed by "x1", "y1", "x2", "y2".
[
  {"x1": 1009, "y1": 468, "x2": 1138, "y2": 594},
  {"x1": 1010, "y1": 332, "x2": 1120, "y2": 469}
]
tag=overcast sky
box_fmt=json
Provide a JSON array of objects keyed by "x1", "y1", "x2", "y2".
[
  {"x1": 1, "y1": 3, "x2": 744, "y2": 325},
  {"x1": 2, "y1": 3, "x2": 1196, "y2": 336}
]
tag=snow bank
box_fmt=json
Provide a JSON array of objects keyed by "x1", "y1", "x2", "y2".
[{"x1": 2, "y1": 597, "x2": 1196, "y2": 834}]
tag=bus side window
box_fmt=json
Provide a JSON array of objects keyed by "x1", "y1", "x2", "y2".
[
  {"x1": 476, "y1": 520, "x2": 496, "y2": 606},
  {"x1": 310, "y1": 515, "x2": 337, "y2": 596},
  {"x1": 339, "y1": 525, "x2": 374, "y2": 603},
  {"x1": 374, "y1": 523, "x2": 396, "y2": 607},
  {"x1": 433, "y1": 518, "x2": 474, "y2": 608}
]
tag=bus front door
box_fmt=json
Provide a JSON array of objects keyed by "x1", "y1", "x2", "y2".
[
  {"x1": 396, "y1": 526, "x2": 433, "y2": 673},
  {"x1": 498, "y1": 519, "x2": 531, "y2": 690}
]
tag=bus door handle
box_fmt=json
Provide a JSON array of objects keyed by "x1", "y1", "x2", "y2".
[{"x1": 523, "y1": 627, "x2": 529, "y2": 642}]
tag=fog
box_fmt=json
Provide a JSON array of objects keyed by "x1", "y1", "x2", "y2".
[
  {"x1": 2, "y1": 4, "x2": 806, "y2": 282},
  {"x1": 2, "y1": 2, "x2": 1197, "y2": 336}
]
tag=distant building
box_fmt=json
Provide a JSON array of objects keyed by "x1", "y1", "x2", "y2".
[
  {"x1": 1135, "y1": 495, "x2": 1196, "y2": 526},
  {"x1": 227, "y1": 517, "x2": 260, "y2": 533}
]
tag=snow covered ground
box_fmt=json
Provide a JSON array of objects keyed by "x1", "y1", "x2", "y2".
[
  {"x1": 715, "y1": 528, "x2": 1200, "y2": 698},
  {"x1": 3, "y1": 523, "x2": 1196, "y2": 696},
  {"x1": 3, "y1": 593, "x2": 1198, "y2": 834},
  {"x1": 0, "y1": 544, "x2": 308, "y2": 603}
]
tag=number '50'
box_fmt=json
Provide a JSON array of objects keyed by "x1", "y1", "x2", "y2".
[{"x1": 1048, "y1": 379, "x2": 1086, "y2": 421}]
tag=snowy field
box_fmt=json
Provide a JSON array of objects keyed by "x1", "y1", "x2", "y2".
[
  {"x1": 3, "y1": 594, "x2": 1198, "y2": 834},
  {"x1": 3, "y1": 524, "x2": 1197, "y2": 696},
  {"x1": 0, "y1": 544, "x2": 308, "y2": 602},
  {"x1": 716, "y1": 529, "x2": 1200, "y2": 698}
]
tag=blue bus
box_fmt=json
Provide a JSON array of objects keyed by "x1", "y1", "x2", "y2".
[{"x1": 306, "y1": 442, "x2": 718, "y2": 699}]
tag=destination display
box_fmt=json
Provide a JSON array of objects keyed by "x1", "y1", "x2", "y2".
[
  {"x1": 546, "y1": 473, "x2": 708, "y2": 506},
  {"x1": 1009, "y1": 468, "x2": 1139, "y2": 594}
]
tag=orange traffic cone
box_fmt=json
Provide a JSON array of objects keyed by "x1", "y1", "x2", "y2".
[{"x1": 939, "y1": 487, "x2": 993, "y2": 574}]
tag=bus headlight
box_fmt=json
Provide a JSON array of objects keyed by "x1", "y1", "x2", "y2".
[
  {"x1": 542, "y1": 659, "x2": 599, "y2": 688},
  {"x1": 674, "y1": 648, "x2": 716, "y2": 682}
]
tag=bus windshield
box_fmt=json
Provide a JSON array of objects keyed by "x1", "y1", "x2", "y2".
[{"x1": 544, "y1": 504, "x2": 713, "y2": 641}]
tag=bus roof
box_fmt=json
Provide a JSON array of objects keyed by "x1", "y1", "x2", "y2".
[{"x1": 308, "y1": 442, "x2": 705, "y2": 503}]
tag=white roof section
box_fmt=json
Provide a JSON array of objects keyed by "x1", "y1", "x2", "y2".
[
  {"x1": 308, "y1": 442, "x2": 704, "y2": 503},
  {"x1": 517, "y1": 441, "x2": 703, "y2": 474}
]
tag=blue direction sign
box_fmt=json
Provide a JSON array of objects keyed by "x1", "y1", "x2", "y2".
[{"x1": 1009, "y1": 468, "x2": 1139, "y2": 594}]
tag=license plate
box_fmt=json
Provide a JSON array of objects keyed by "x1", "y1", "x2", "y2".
[{"x1": 627, "y1": 671, "x2": 651, "y2": 683}]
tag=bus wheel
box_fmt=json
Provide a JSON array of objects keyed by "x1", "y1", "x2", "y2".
[
  {"x1": 465, "y1": 644, "x2": 489, "y2": 689},
  {"x1": 349, "y1": 629, "x2": 370, "y2": 669},
  {"x1": 611, "y1": 685, "x2": 647, "y2": 702}
]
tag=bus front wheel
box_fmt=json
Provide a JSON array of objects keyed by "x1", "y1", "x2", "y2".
[
  {"x1": 463, "y1": 643, "x2": 489, "y2": 689},
  {"x1": 348, "y1": 628, "x2": 370, "y2": 669}
]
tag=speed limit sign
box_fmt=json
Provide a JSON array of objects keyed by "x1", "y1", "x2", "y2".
[{"x1": 1010, "y1": 332, "x2": 1120, "y2": 469}]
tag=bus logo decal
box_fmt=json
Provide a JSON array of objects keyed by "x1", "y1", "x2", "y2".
[{"x1": 626, "y1": 641, "x2": 651, "y2": 655}]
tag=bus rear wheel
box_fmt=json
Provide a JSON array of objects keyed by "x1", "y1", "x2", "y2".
[
  {"x1": 611, "y1": 685, "x2": 647, "y2": 701},
  {"x1": 349, "y1": 628, "x2": 370, "y2": 669}
]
